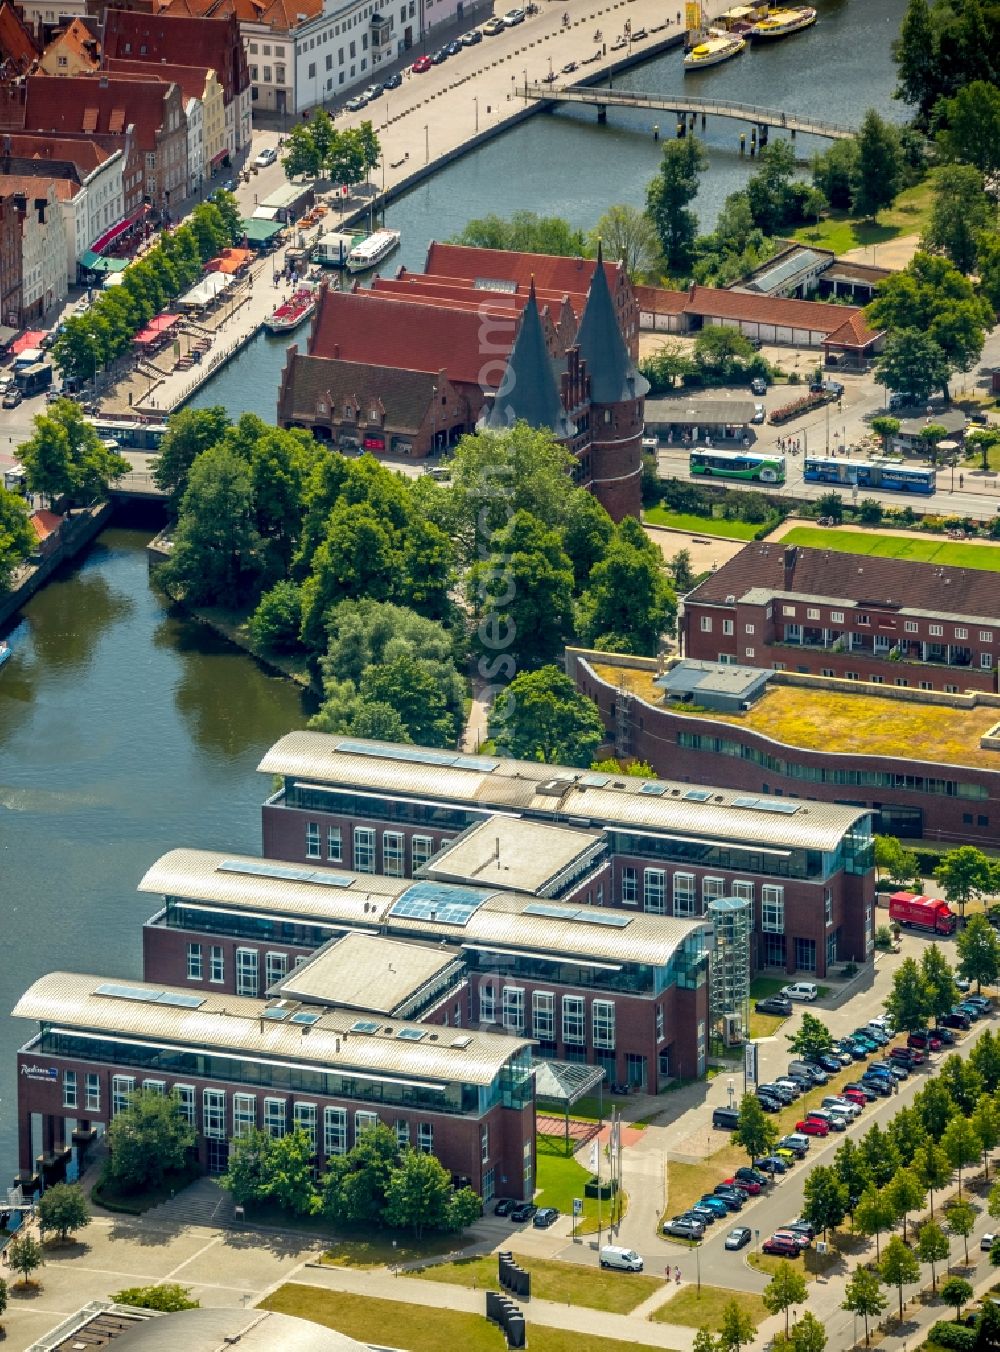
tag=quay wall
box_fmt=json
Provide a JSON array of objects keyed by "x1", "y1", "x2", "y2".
[{"x1": 0, "y1": 503, "x2": 113, "y2": 629}]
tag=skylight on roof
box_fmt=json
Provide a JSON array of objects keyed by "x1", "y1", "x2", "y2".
[
  {"x1": 397, "y1": 1027, "x2": 426, "y2": 1041},
  {"x1": 351, "y1": 1019, "x2": 380, "y2": 1034},
  {"x1": 732, "y1": 796, "x2": 800, "y2": 815},
  {"x1": 218, "y1": 859, "x2": 355, "y2": 888},
  {"x1": 262, "y1": 1007, "x2": 290, "y2": 1022},
  {"x1": 640, "y1": 783, "x2": 667, "y2": 796},
  {"x1": 523, "y1": 903, "x2": 631, "y2": 929},
  {"x1": 335, "y1": 741, "x2": 498, "y2": 773},
  {"x1": 579, "y1": 773, "x2": 609, "y2": 787},
  {"x1": 291, "y1": 1011, "x2": 321, "y2": 1025},
  {"x1": 96, "y1": 983, "x2": 157, "y2": 1002},
  {"x1": 390, "y1": 880, "x2": 493, "y2": 927},
  {"x1": 684, "y1": 790, "x2": 713, "y2": 802},
  {"x1": 94, "y1": 983, "x2": 205, "y2": 1010}
]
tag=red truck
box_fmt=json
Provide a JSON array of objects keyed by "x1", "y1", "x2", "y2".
[{"x1": 888, "y1": 891, "x2": 957, "y2": 935}]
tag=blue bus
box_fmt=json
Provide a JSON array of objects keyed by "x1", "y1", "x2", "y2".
[
  {"x1": 803, "y1": 456, "x2": 936, "y2": 496},
  {"x1": 876, "y1": 464, "x2": 936, "y2": 495},
  {"x1": 86, "y1": 416, "x2": 169, "y2": 451}
]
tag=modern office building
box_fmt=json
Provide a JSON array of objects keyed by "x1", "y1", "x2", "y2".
[
  {"x1": 257, "y1": 732, "x2": 875, "y2": 979},
  {"x1": 139, "y1": 847, "x2": 711, "y2": 1092}
]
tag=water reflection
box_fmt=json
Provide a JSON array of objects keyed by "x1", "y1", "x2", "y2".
[{"x1": 17, "y1": 547, "x2": 136, "y2": 675}]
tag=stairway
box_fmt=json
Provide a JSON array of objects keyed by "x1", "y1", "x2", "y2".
[{"x1": 143, "y1": 1177, "x2": 237, "y2": 1230}]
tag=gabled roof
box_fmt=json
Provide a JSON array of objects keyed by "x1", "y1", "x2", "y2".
[
  {"x1": 105, "y1": 57, "x2": 212, "y2": 104},
  {"x1": 162, "y1": 0, "x2": 322, "y2": 31},
  {"x1": 23, "y1": 74, "x2": 175, "y2": 152},
  {"x1": 635, "y1": 281, "x2": 883, "y2": 344},
  {"x1": 38, "y1": 17, "x2": 101, "y2": 74},
  {"x1": 487, "y1": 281, "x2": 574, "y2": 437},
  {"x1": 280, "y1": 351, "x2": 440, "y2": 431},
  {"x1": 824, "y1": 308, "x2": 881, "y2": 350},
  {"x1": 425, "y1": 240, "x2": 621, "y2": 297},
  {"x1": 102, "y1": 9, "x2": 247, "y2": 98},
  {"x1": 575, "y1": 241, "x2": 647, "y2": 405},
  {"x1": 0, "y1": 171, "x2": 74, "y2": 200},
  {"x1": 0, "y1": 0, "x2": 38, "y2": 77}
]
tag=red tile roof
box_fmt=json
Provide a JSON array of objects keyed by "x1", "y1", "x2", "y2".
[
  {"x1": 635, "y1": 282, "x2": 883, "y2": 346},
  {"x1": 162, "y1": 0, "x2": 321, "y2": 30},
  {"x1": 24, "y1": 74, "x2": 174, "y2": 153},
  {"x1": 0, "y1": 171, "x2": 75, "y2": 200},
  {"x1": 105, "y1": 56, "x2": 211, "y2": 103},
  {"x1": 634, "y1": 283, "x2": 687, "y2": 315},
  {"x1": 824, "y1": 308, "x2": 881, "y2": 349},
  {"x1": 30, "y1": 509, "x2": 63, "y2": 540},
  {"x1": 425, "y1": 241, "x2": 621, "y2": 296},
  {"x1": 0, "y1": 0, "x2": 38, "y2": 76},
  {"x1": 102, "y1": 9, "x2": 247, "y2": 98},
  {"x1": 2, "y1": 132, "x2": 114, "y2": 175},
  {"x1": 309, "y1": 286, "x2": 515, "y2": 388},
  {"x1": 379, "y1": 271, "x2": 583, "y2": 313},
  {"x1": 39, "y1": 17, "x2": 101, "y2": 73}
]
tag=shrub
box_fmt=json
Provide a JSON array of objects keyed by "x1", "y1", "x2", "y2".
[
  {"x1": 769, "y1": 393, "x2": 828, "y2": 424},
  {"x1": 875, "y1": 926, "x2": 895, "y2": 951},
  {"x1": 928, "y1": 1322, "x2": 976, "y2": 1352}
]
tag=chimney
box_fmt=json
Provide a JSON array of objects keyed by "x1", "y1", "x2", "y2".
[{"x1": 783, "y1": 545, "x2": 797, "y2": 588}]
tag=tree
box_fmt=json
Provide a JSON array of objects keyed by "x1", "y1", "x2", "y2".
[
  {"x1": 879, "y1": 1234, "x2": 921, "y2": 1321},
  {"x1": 104, "y1": 1088, "x2": 196, "y2": 1193},
  {"x1": 265, "y1": 1129, "x2": 320, "y2": 1216},
  {"x1": 886, "y1": 1168, "x2": 925, "y2": 1243},
  {"x1": 938, "y1": 848, "x2": 997, "y2": 926},
  {"x1": 976, "y1": 1298, "x2": 1000, "y2": 1351},
  {"x1": 958, "y1": 914, "x2": 1000, "y2": 991},
  {"x1": 646, "y1": 135, "x2": 707, "y2": 273},
  {"x1": 859, "y1": 1123, "x2": 901, "y2": 1191},
  {"x1": 788, "y1": 1012, "x2": 834, "y2": 1060},
  {"x1": 249, "y1": 580, "x2": 303, "y2": 653},
  {"x1": 917, "y1": 1219, "x2": 950, "y2": 1292},
  {"x1": 640, "y1": 338, "x2": 696, "y2": 394},
  {"x1": 981, "y1": 1097, "x2": 1000, "y2": 1181},
  {"x1": 885, "y1": 956, "x2": 930, "y2": 1033},
  {"x1": 873, "y1": 329, "x2": 951, "y2": 404},
  {"x1": 694, "y1": 1328, "x2": 718, "y2": 1352},
  {"x1": 966, "y1": 427, "x2": 1000, "y2": 476},
  {"x1": 887, "y1": 1106, "x2": 924, "y2": 1170},
  {"x1": 921, "y1": 944, "x2": 960, "y2": 1025},
  {"x1": 915, "y1": 1139, "x2": 952, "y2": 1217},
  {"x1": 489, "y1": 666, "x2": 604, "y2": 766},
  {"x1": 940, "y1": 1054, "x2": 984, "y2": 1116},
  {"x1": 7, "y1": 1232, "x2": 44, "y2": 1287},
  {"x1": 812, "y1": 138, "x2": 859, "y2": 210},
  {"x1": 733, "y1": 1092, "x2": 778, "y2": 1167},
  {"x1": 745, "y1": 140, "x2": 799, "y2": 233},
  {"x1": 851, "y1": 109, "x2": 903, "y2": 220},
  {"x1": 0, "y1": 485, "x2": 35, "y2": 592},
  {"x1": 802, "y1": 1165, "x2": 848, "y2": 1240},
  {"x1": 945, "y1": 1199, "x2": 977, "y2": 1264},
  {"x1": 971, "y1": 1030, "x2": 1000, "y2": 1095},
  {"x1": 718, "y1": 1299, "x2": 756, "y2": 1352},
  {"x1": 978, "y1": 232, "x2": 1000, "y2": 316},
  {"x1": 19, "y1": 399, "x2": 129, "y2": 507},
  {"x1": 855, "y1": 1183, "x2": 897, "y2": 1260},
  {"x1": 360, "y1": 655, "x2": 464, "y2": 748},
  {"x1": 222, "y1": 1128, "x2": 277, "y2": 1208},
  {"x1": 942, "y1": 1276, "x2": 975, "y2": 1320},
  {"x1": 451, "y1": 211, "x2": 587, "y2": 257},
  {"x1": 834, "y1": 1137, "x2": 871, "y2": 1215},
  {"x1": 112, "y1": 1284, "x2": 199, "y2": 1311},
  {"x1": 892, "y1": 0, "x2": 941, "y2": 123},
  {"x1": 939, "y1": 81, "x2": 1000, "y2": 176},
  {"x1": 843, "y1": 1265, "x2": 886, "y2": 1347},
  {"x1": 791, "y1": 1312, "x2": 827, "y2": 1352},
  {"x1": 763, "y1": 1261, "x2": 808, "y2": 1337},
  {"x1": 576, "y1": 520, "x2": 676, "y2": 654},
  {"x1": 383, "y1": 1149, "x2": 455, "y2": 1237},
  {"x1": 152, "y1": 406, "x2": 230, "y2": 509},
  {"x1": 944, "y1": 1118, "x2": 983, "y2": 1198},
  {"x1": 874, "y1": 833, "x2": 918, "y2": 885},
  {"x1": 692, "y1": 325, "x2": 758, "y2": 379},
  {"x1": 37, "y1": 1182, "x2": 90, "y2": 1243},
  {"x1": 922, "y1": 164, "x2": 993, "y2": 274},
  {"x1": 588, "y1": 204, "x2": 662, "y2": 279},
  {"x1": 668, "y1": 548, "x2": 695, "y2": 593}
]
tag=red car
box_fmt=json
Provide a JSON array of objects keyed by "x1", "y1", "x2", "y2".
[
  {"x1": 796, "y1": 1118, "x2": 829, "y2": 1137},
  {"x1": 842, "y1": 1087, "x2": 867, "y2": 1107},
  {"x1": 725, "y1": 1176, "x2": 761, "y2": 1196},
  {"x1": 411, "y1": 55, "x2": 432, "y2": 71},
  {"x1": 762, "y1": 1234, "x2": 800, "y2": 1257},
  {"x1": 908, "y1": 1030, "x2": 942, "y2": 1052}
]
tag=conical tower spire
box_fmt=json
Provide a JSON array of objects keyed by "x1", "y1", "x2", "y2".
[
  {"x1": 575, "y1": 242, "x2": 648, "y2": 404},
  {"x1": 486, "y1": 278, "x2": 575, "y2": 436}
]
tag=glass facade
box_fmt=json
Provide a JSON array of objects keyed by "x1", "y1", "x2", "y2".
[
  {"x1": 285, "y1": 783, "x2": 482, "y2": 834},
  {"x1": 462, "y1": 935, "x2": 705, "y2": 997},
  {"x1": 166, "y1": 901, "x2": 340, "y2": 949}
]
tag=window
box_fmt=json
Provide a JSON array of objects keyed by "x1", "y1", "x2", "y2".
[
  {"x1": 745, "y1": 648, "x2": 756, "y2": 659},
  {"x1": 761, "y1": 884, "x2": 784, "y2": 933},
  {"x1": 411, "y1": 835, "x2": 433, "y2": 871},
  {"x1": 592, "y1": 999, "x2": 615, "y2": 1050},
  {"x1": 732, "y1": 879, "x2": 754, "y2": 903},
  {"x1": 418, "y1": 1122, "x2": 434, "y2": 1154},
  {"x1": 236, "y1": 947, "x2": 259, "y2": 997},
  {"x1": 174, "y1": 1084, "x2": 195, "y2": 1126},
  {"x1": 807, "y1": 608, "x2": 820, "y2": 620},
  {"x1": 673, "y1": 872, "x2": 696, "y2": 916},
  {"x1": 562, "y1": 995, "x2": 585, "y2": 1044},
  {"x1": 532, "y1": 991, "x2": 555, "y2": 1040},
  {"x1": 700, "y1": 616, "x2": 713, "y2": 632},
  {"x1": 723, "y1": 619, "x2": 734, "y2": 636},
  {"x1": 204, "y1": 1089, "x2": 226, "y2": 1140},
  {"x1": 186, "y1": 942, "x2": 203, "y2": 980},
  {"x1": 643, "y1": 868, "x2": 665, "y2": 913},
  {"x1": 703, "y1": 876, "x2": 725, "y2": 906},
  {"x1": 764, "y1": 933, "x2": 785, "y2": 967},
  {"x1": 782, "y1": 605, "x2": 796, "y2": 617},
  {"x1": 979, "y1": 815, "x2": 990, "y2": 827},
  {"x1": 234, "y1": 1093, "x2": 256, "y2": 1138},
  {"x1": 895, "y1": 677, "x2": 909, "y2": 686},
  {"x1": 306, "y1": 821, "x2": 320, "y2": 859},
  {"x1": 621, "y1": 866, "x2": 638, "y2": 904},
  {"x1": 955, "y1": 628, "x2": 968, "y2": 640},
  {"x1": 905, "y1": 621, "x2": 918, "y2": 633},
  {"x1": 656, "y1": 1004, "x2": 664, "y2": 1039},
  {"x1": 502, "y1": 986, "x2": 525, "y2": 1033},
  {"x1": 210, "y1": 946, "x2": 224, "y2": 983},
  {"x1": 143, "y1": 1080, "x2": 165, "y2": 1095},
  {"x1": 85, "y1": 1073, "x2": 101, "y2": 1113},
  {"x1": 745, "y1": 623, "x2": 755, "y2": 634},
  {"x1": 324, "y1": 1106, "x2": 347, "y2": 1155},
  {"x1": 265, "y1": 951, "x2": 288, "y2": 988},
  {"x1": 264, "y1": 1097, "x2": 287, "y2": 1138},
  {"x1": 354, "y1": 826, "x2": 375, "y2": 873},
  {"x1": 825, "y1": 889, "x2": 833, "y2": 927},
  {"x1": 294, "y1": 1102, "x2": 318, "y2": 1149},
  {"x1": 831, "y1": 610, "x2": 844, "y2": 623},
  {"x1": 980, "y1": 631, "x2": 994, "y2": 643},
  {"x1": 63, "y1": 1070, "x2": 78, "y2": 1109},
  {"x1": 112, "y1": 1075, "x2": 135, "y2": 1116},
  {"x1": 982, "y1": 653, "x2": 994, "y2": 670},
  {"x1": 794, "y1": 937, "x2": 817, "y2": 972},
  {"x1": 327, "y1": 826, "x2": 343, "y2": 862},
  {"x1": 821, "y1": 667, "x2": 834, "y2": 678},
  {"x1": 383, "y1": 830, "x2": 404, "y2": 877},
  {"x1": 391, "y1": 1118, "x2": 410, "y2": 1149},
  {"x1": 479, "y1": 982, "x2": 495, "y2": 1024},
  {"x1": 929, "y1": 624, "x2": 943, "y2": 637},
  {"x1": 856, "y1": 614, "x2": 870, "y2": 627},
  {"x1": 919, "y1": 680, "x2": 932, "y2": 690}
]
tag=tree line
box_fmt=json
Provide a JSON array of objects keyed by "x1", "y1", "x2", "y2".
[{"x1": 280, "y1": 109, "x2": 380, "y2": 187}]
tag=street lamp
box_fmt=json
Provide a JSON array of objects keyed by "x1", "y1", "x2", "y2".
[
  {"x1": 474, "y1": 95, "x2": 479, "y2": 133},
  {"x1": 424, "y1": 123, "x2": 429, "y2": 163}
]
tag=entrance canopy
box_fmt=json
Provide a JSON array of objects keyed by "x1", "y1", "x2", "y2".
[{"x1": 534, "y1": 1060, "x2": 607, "y2": 1153}]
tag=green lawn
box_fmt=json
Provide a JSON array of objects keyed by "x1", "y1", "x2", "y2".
[
  {"x1": 791, "y1": 179, "x2": 934, "y2": 256},
  {"x1": 261, "y1": 1285, "x2": 673, "y2": 1352},
  {"x1": 749, "y1": 976, "x2": 788, "y2": 999},
  {"x1": 644, "y1": 507, "x2": 771, "y2": 540},
  {"x1": 535, "y1": 1133, "x2": 626, "y2": 1235},
  {"x1": 652, "y1": 1283, "x2": 768, "y2": 1330},
  {"x1": 405, "y1": 1253, "x2": 660, "y2": 1315},
  {"x1": 538, "y1": 1092, "x2": 633, "y2": 1124},
  {"x1": 322, "y1": 1230, "x2": 464, "y2": 1269},
  {"x1": 781, "y1": 526, "x2": 1000, "y2": 572}
]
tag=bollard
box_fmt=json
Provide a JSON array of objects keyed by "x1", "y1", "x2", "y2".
[{"x1": 653, "y1": 122, "x2": 659, "y2": 140}]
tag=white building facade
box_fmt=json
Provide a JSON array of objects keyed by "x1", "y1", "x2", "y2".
[{"x1": 20, "y1": 183, "x2": 69, "y2": 318}]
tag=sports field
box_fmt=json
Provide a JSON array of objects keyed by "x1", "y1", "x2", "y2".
[{"x1": 781, "y1": 526, "x2": 1000, "y2": 572}]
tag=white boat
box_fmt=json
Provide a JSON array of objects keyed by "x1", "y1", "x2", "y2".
[
  {"x1": 346, "y1": 228, "x2": 401, "y2": 274},
  {"x1": 749, "y1": 6, "x2": 816, "y2": 40},
  {"x1": 684, "y1": 29, "x2": 747, "y2": 69}
]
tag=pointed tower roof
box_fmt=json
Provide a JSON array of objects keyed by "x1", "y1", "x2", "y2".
[
  {"x1": 575, "y1": 243, "x2": 648, "y2": 405},
  {"x1": 486, "y1": 280, "x2": 575, "y2": 437}
]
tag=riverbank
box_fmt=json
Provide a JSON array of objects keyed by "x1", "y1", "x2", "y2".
[{"x1": 0, "y1": 503, "x2": 113, "y2": 631}]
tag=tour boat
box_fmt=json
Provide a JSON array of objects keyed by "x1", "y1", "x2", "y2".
[
  {"x1": 749, "y1": 6, "x2": 816, "y2": 40},
  {"x1": 684, "y1": 29, "x2": 747, "y2": 69},
  {"x1": 346, "y1": 228, "x2": 402, "y2": 274},
  {"x1": 264, "y1": 286, "x2": 316, "y2": 334}
]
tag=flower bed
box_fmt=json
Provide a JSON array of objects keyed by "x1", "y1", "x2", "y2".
[{"x1": 768, "y1": 393, "x2": 829, "y2": 425}]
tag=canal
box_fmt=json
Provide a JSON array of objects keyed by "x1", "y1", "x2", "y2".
[{"x1": 0, "y1": 0, "x2": 907, "y2": 1180}]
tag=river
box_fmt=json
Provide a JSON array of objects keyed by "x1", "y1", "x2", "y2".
[{"x1": 0, "y1": 0, "x2": 907, "y2": 1182}]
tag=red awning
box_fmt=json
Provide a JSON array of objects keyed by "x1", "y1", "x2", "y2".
[
  {"x1": 11, "y1": 329, "x2": 45, "y2": 355},
  {"x1": 89, "y1": 203, "x2": 147, "y2": 256},
  {"x1": 134, "y1": 313, "x2": 180, "y2": 345},
  {"x1": 209, "y1": 148, "x2": 229, "y2": 167}
]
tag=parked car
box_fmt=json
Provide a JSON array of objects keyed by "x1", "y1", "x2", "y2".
[
  {"x1": 774, "y1": 1147, "x2": 799, "y2": 1164},
  {"x1": 2, "y1": 387, "x2": 22, "y2": 408},
  {"x1": 838, "y1": 1039, "x2": 869, "y2": 1062},
  {"x1": 778, "y1": 1134, "x2": 810, "y2": 1156},
  {"x1": 713, "y1": 1107, "x2": 739, "y2": 1130},
  {"x1": 600, "y1": 1245, "x2": 644, "y2": 1271},
  {"x1": 411, "y1": 55, "x2": 432, "y2": 71},
  {"x1": 346, "y1": 94, "x2": 368, "y2": 110},
  {"x1": 958, "y1": 1002, "x2": 983, "y2": 1021},
  {"x1": 782, "y1": 982, "x2": 818, "y2": 1002},
  {"x1": 823, "y1": 1095, "x2": 860, "y2": 1118},
  {"x1": 460, "y1": 27, "x2": 483, "y2": 43},
  {"x1": 844, "y1": 1082, "x2": 877, "y2": 1103},
  {"x1": 829, "y1": 1046, "x2": 855, "y2": 1067},
  {"x1": 752, "y1": 403, "x2": 766, "y2": 424},
  {"x1": 750, "y1": 377, "x2": 768, "y2": 396},
  {"x1": 983, "y1": 1233, "x2": 997, "y2": 1253},
  {"x1": 760, "y1": 1082, "x2": 796, "y2": 1105},
  {"x1": 774, "y1": 1078, "x2": 803, "y2": 1098},
  {"x1": 889, "y1": 1045, "x2": 924, "y2": 1066},
  {"x1": 254, "y1": 146, "x2": 278, "y2": 167},
  {"x1": 860, "y1": 1073, "x2": 892, "y2": 1097},
  {"x1": 908, "y1": 1030, "x2": 942, "y2": 1052},
  {"x1": 493, "y1": 1198, "x2": 515, "y2": 1216},
  {"x1": 431, "y1": 47, "x2": 449, "y2": 63},
  {"x1": 756, "y1": 1092, "x2": 782, "y2": 1113},
  {"x1": 688, "y1": 1204, "x2": 719, "y2": 1225},
  {"x1": 787, "y1": 1218, "x2": 816, "y2": 1240},
  {"x1": 503, "y1": 6, "x2": 526, "y2": 23},
  {"x1": 790, "y1": 1060, "x2": 827, "y2": 1084},
  {"x1": 755, "y1": 1156, "x2": 789, "y2": 1175},
  {"x1": 510, "y1": 1202, "x2": 537, "y2": 1222},
  {"x1": 711, "y1": 1188, "x2": 745, "y2": 1211},
  {"x1": 868, "y1": 1015, "x2": 893, "y2": 1034},
  {"x1": 936, "y1": 1026, "x2": 957, "y2": 1045},
  {"x1": 871, "y1": 1059, "x2": 908, "y2": 1080},
  {"x1": 965, "y1": 994, "x2": 991, "y2": 1012},
  {"x1": 444, "y1": 39, "x2": 462, "y2": 54},
  {"x1": 755, "y1": 995, "x2": 792, "y2": 1016},
  {"x1": 696, "y1": 1194, "x2": 731, "y2": 1216},
  {"x1": 735, "y1": 1168, "x2": 769, "y2": 1188},
  {"x1": 665, "y1": 1216, "x2": 705, "y2": 1239},
  {"x1": 726, "y1": 1226, "x2": 753, "y2": 1250},
  {"x1": 810, "y1": 1053, "x2": 844, "y2": 1074},
  {"x1": 860, "y1": 1026, "x2": 889, "y2": 1046},
  {"x1": 805, "y1": 1110, "x2": 847, "y2": 1132},
  {"x1": 384, "y1": 71, "x2": 403, "y2": 88},
  {"x1": 943, "y1": 1010, "x2": 971, "y2": 1030},
  {"x1": 774, "y1": 1228, "x2": 812, "y2": 1250},
  {"x1": 725, "y1": 1175, "x2": 761, "y2": 1196},
  {"x1": 796, "y1": 1118, "x2": 830, "y2": 1137},
  {"x1": 482, "y1": 16, "x2": 506, "y2": 33},
  {"x1": 763, "y1": 1234, "x2": 801, "y2": 1257},
  {"x1": 533, "y1": 1207, "x2": 559, "y2": 1228}
]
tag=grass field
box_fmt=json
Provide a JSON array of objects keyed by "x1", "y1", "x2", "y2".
[
  {"x1": 322, "y1": 1230, "x2": 463, "y2": 1269},
  {"x1": 652, "y1": 1283, "x2": 768, "y2": 1329},
  {"x1": 781, "y1": 526, "x2": 1000, "y2": 572},
  {"x1": 791, "y1": 180, "x2": 934, "y2": 256},
  {"x1": 261, "y1": 1285, "x2": 673, "y2": 1352},
  {"x1": 535, "y1": 1133, "x2": 627, "y2": 1235},
  {"x1": 405, "y1": 1253, "x2": 660, "y2": 1315},
  {"x1": 644, "y1": 508, "x2": 771, "y2": 540},
  {"x1": 748, "y1": 1244, "x2": 840, "y2": 1282}
]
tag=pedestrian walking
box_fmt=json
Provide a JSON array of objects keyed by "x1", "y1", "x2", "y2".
[
  {"x1": 675, "y1": 1266, "x2": 681, "y2": 1284},
  {"x1": 960, "y1": 474, "x2": 964, "y2": 488}
]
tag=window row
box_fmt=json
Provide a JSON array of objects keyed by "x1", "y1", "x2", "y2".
[
  {"x1": 618, "y1": 869, "x2": 780, "y2": 918},
  {"x1": 306, "y1": 823, "x2": 436, "y2": 875},
  {"x1": 478, "y1": 988, "x2": 616, "y2": 1048},
  {"x1": 187, "y1": 943, "x2": 295, "y2": 996}
]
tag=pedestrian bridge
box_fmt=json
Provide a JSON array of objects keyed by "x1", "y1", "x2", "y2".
[{"x1": 525, "y1": 86, "x2": 856, "y2": 140}]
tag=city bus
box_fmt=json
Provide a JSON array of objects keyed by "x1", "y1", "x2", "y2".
[
  {"x1": 876, "y1": 464, "x2": 936, "y2": 495},
  {"x1": 85, "y1": 417, "x2": 169, "y2": 452},
  {"x1": 803, "y1": 456, "x2": 936, "y2": 496},
  {"x1": 688, "y1": 449, "x2": 786, "y2": 484}
]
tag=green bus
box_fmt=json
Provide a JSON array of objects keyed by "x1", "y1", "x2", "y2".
[{"x1": 689, "y1": 449, "x2": 786, "y2": 484}]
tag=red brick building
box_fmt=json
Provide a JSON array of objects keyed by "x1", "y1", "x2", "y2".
[
  {"x1": 0, "y1": 188, "x2": 23, "y2": 327},
  {"x1": 682, "y1": 542, "x2": 1000, "y2": 694}
]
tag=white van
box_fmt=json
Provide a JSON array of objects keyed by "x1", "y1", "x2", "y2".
[
  {"x1": 781, "y1": 982, "x2": 818, "y2": 1002},
  {"x1": 600, "y1": 1245, "x2": 644, "y2": 1272}
]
